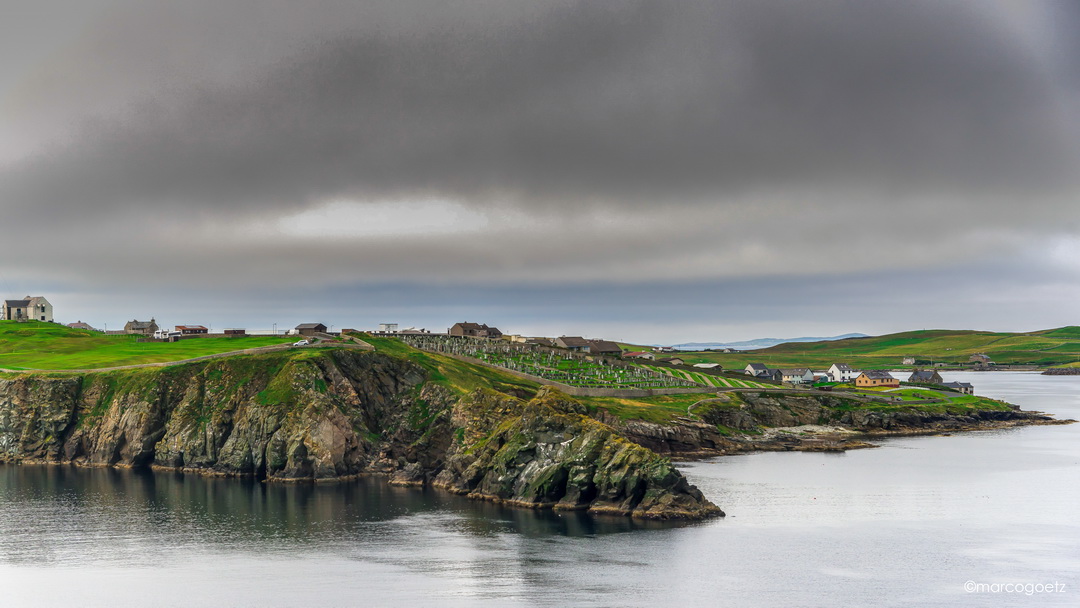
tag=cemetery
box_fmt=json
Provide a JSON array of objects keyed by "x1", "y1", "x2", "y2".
[{"x1": 398, "y1": 335, "x2": 703, "y2": 390}]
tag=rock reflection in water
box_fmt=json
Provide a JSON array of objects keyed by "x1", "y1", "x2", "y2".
[{"x1": 0, "y1": 464, "x2": 684, "y2": 568}]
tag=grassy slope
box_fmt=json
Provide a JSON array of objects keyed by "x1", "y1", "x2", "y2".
[
  {"x1": 356, "y1": 333, "x2": 540, "y2": 395},
  {"x1": 0, "y1": 321, "x2": 294, "y2": 370},
  {"x1": 357, "y1": 333, "x2": 719, "y2": 422},
  {"x1": 674, "y1": 326, "x2": 1080, "y2": 369}
]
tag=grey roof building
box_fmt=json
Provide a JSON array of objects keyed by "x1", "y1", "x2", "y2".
[{"x1": 908, "y1": 370, "x2": 944, "y2": 384}]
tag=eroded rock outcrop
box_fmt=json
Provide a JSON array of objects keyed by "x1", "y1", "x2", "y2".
[{"x1": 434, "y1": 387, "x2": 722, "y2": 519}]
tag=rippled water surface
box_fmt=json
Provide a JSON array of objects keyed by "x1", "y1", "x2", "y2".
[{"x1": 2, "y1": 371, "x2": 1078, "y2": 607}]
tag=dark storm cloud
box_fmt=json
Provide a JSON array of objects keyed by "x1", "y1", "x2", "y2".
[
  {"x1": 3, "y1": 0, "x2": 1080, "y2": 344},
  {"x1": 2, "y1": 0, "x2": 1076, "y2": 228}
]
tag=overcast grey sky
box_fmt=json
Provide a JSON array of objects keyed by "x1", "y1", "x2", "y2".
[{"x1": 1, "y1": 0, "x2": 1078, "y2": 343}]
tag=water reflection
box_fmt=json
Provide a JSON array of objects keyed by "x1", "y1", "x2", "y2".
[{"x1": 0, "y1": 464, "x2": 685, "y2": 568}]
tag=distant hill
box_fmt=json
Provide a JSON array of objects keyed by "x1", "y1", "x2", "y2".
[
  {"x1": 668, "y1": 327, "x2": 1080, "y2": 369},
  {"x1": 670, "y1": 333, "x2": 869, "y2": 351}
]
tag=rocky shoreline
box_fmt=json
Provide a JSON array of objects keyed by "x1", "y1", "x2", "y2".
[
  {"x1": 600, "y1": 392, "x2": 1072, "y2": 459},
  {"x1": 1041, "y1": 367, "x2": 1080, "y2": 375}
]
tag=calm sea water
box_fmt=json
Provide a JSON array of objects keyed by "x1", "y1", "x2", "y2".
[{"x1": 2, "y1": 371, "x2": 1078, "y2": 607}]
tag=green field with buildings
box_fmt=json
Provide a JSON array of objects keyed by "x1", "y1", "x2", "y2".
[{"x1": 0, "y1": 321, "x2": 295, "y2": 370}]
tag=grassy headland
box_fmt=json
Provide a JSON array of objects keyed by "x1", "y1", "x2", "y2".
[{"x1": 0, "y1": 324, "x2": 1039, "y2": 432}]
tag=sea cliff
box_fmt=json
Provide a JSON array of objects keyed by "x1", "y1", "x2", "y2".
[{"x1": 0, "y1": 349, "x2": 720, "y2": 520}]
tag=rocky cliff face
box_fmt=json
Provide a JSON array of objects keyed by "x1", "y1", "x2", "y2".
[
  {"x1": 0, "y1": 350, "x2": 721, "y2": 520},
  {"x1": 432, "y1": 388, "x2": 721, "y2": 519}
]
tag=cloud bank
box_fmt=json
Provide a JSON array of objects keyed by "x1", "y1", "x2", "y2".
[{"x1": 0, "y1": 0, "x2": 1077, "y2": 337}]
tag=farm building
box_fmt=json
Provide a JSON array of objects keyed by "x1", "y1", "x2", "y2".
[
  {"x1": 623, "y1": 351, "x2": 654, "y2": 360},
  {"x1": 855, "y1": 371, "x2": 900, "y2": 388},
  {"x1": 224, "y1": 329, "x2": 246, "y2": 336},
  {"x1": 449, "y1": 322, "x2": 503, "y2": 339},
  {"x1": 693, "y1": 363, "x2": 722, "y2": 370},
  {"x1": 124, "y1": 318, "x2": 159, "y2": 336},
  {"x1": 295, "y1": 323, "x2": 328, "y2": 337},
  {"x1": 176, "y1": 325, "x2": 208, "y2": 335},
  {"x1": 67, "y1": 321, "x2": 98, "y2": 331}
]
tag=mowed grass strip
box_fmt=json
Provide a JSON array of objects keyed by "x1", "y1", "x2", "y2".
[{"x1": 0, "y1": 321, "x2": 296, "y2": 370}]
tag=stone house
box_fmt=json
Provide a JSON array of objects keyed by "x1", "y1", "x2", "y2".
[
  {"x1": 124, "y1": 318, "x2": 159, "y2": 336},
  {"x1": 2, "y1": 296, "x2": 53, "y2": 322},
  {"x1": 907, "y1": 369, "x2": 944, "y2": 384},
  {"x1": 449, "y1": 322, "x2": 503, "y2": 339}
]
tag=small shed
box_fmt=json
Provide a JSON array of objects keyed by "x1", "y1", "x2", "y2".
[
  {"x1": 295, "y1": 323, "x2": 327, "y2": 337},
  {"x1": 224, "y1": 328, "x2": 246, "y2": 336}
]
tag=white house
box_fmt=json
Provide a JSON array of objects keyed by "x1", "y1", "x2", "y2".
[{"x1": 828, "y1": 363, "x2": 857, "y2": 382}]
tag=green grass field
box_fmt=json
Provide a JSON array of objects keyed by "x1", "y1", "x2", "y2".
[
  {"x1": 671, "y1": 326, "x2": 1080, "y2": 369},
  {"x1": 0, "y1": 321, "x2": 295, "y2": 370}
]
